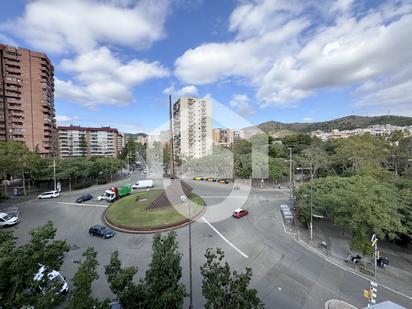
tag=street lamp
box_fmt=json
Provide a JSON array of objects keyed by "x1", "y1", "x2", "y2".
[
  {"x1": 180, "y1": 195, "x2": 193, "y2": 309},
  {"x1": 296, "y1": 167, "x2": 314, "y2": 241}
]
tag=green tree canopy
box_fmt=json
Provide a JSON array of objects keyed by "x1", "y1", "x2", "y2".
[{"x1": 200, "y1": 248, "x2": 264, "y2": 309}]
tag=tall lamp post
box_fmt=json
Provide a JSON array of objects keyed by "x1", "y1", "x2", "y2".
[
  {"x1": 288, "y1": 147, "x2": 293, "y2": 208},
  {"x1": 181, "y1": 195, "x2": 193, "y2": 308}
]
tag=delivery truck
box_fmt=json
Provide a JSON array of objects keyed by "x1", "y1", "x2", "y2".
[{"x1": 97, "y1": 184, "x2": 132, "y2": 202}]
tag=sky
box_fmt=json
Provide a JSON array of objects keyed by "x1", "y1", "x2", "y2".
[{"x1": 0, "y1": 0, "x2": 411, "y2": 133}]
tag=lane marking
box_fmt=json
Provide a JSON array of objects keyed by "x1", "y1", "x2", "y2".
[
  {"x1": 200, "y1": 195, "x2": 249, "y2": 198},
  {"x1": 201, "y1": 216, "x2": 248, "y2": 259},
  {"x1": 57, "y1": 202, "x2": 108, "y2": 208}
]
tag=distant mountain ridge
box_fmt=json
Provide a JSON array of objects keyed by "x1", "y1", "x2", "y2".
[
  {"x1": 124, "y1": 132, "x2": 147, "y2": 140},
  {"x1": 258, "y1": 115, "x2": 412, "y2": 134}
]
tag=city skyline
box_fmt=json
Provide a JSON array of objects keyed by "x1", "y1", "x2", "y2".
[{"x1": 0, "y1": 0, "x2": 411, "y2": 134}]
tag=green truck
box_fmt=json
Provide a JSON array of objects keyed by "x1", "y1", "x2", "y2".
[{"x1": 117, "y1": 184, "x2": 132, "y2": 198}]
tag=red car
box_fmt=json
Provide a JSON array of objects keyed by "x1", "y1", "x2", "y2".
[{"x1": 233, "y1": 208, "x2": 248, "y2": 218}]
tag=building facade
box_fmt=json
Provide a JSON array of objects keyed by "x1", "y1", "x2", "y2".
[
  {"x1": 0, "y1": 44, "x2": 56, "y2": 155},
  {"x1": 212, "y1": 128, "x2": 234, "y2": 148},
  {"x1": 173, "y1": 97, "x2": 212, "y2": 160},
  {"x1": 58, "y1": 126, "x2": 123, "y2": 157}
]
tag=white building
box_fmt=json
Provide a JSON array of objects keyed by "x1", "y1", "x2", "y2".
[
  {"x1": 172, "y1": 97, "x2": 212, "y2": 160},
  {"x1": 58, "y1": 126, "x2": 123, "y2": 157}
]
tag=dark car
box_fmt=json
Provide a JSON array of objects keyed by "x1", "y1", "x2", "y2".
[
  {"x1": 89, "y1": 225, "x2": 115, "y2": 239},
  {"x1": 76, "y1": 194, "x2": 93, "y2": 203}
]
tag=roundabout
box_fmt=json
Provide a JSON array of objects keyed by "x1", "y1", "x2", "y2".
[{"x1": 105, "y1": 189, "x2": 205, "y2": 233}]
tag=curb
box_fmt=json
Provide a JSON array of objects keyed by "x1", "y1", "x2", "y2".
[
  {"x1": 104, "y1": 200, "x2": 207, "y2": 234},
  {"x1": 325, "y1": 299, "x2": 357, "y2": 309}
]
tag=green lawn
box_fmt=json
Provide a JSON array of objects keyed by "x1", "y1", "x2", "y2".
[{"x1": 106, "y1": 189, "x2": 204, "y2": 228}]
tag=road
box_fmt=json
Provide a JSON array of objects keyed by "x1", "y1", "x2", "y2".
[{"x1": 3, "y1": 177, "x2": 411, "y2": 308}]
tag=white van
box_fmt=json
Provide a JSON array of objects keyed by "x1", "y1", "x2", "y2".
[
  {"x1": 38, "y1": 191, "x2": 60, "y2": 199},
  {"x1": 132, "y1": 180, "x2": 153, "y2": 189}
]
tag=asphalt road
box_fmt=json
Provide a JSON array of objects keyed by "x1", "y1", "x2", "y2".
[{"x1": 3, "y1": 176, "x2": 412, "y2": 308}]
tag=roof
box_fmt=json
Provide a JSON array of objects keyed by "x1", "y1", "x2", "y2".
[
  {"x1": 234, "y1": 208, "x2": 244, "y2": 212},
  {"x1": 58, "y1": 125, "x2": 120, "y2": 133},
  {"x1": 363, "y1": 301, "x2": 406, "y2": 309}
]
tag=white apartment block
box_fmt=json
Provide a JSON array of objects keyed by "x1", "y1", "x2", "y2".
[
  {"x1": 58, "y1": 126, "x2": 123, "y2": 157},
  {"x1": 173, "y1": 97, "x2": 212, "y2": 160}
]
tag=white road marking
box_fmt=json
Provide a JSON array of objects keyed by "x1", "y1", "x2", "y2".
[
  {"x1": 201, "y1": 216, "x2": 248, "y2": 259},
  {"x1": 57, "y1": 202, "x2": 108, "y2": 208},
  {"x1": 200, "y1": 195, "x2": 249, "y2": 198}
]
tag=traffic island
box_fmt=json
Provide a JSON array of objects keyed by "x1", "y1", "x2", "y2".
[{"x1": 104, "y1": 189, "x2": 205, "y2": 233}]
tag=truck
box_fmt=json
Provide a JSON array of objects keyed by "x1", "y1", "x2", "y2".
[
  {"x1": 97, "y1": 184, "x2": 132, "y2": 202},
  {"x1": 132, "y1": 180, "x2": 153, "y2": 189}
]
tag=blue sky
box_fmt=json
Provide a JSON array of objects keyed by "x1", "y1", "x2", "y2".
[{"x1": 1, "y1": 0, "x2": 411, "y2": 133}]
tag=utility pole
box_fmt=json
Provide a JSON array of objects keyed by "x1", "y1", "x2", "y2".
[
  {"x1": 288, "y1": 147, "x2": 293, "y2": 208},
  {"x1": 310, "y1": 171, "x2": 314, "y2": 241},
  {"x1": 169, "y1": 95, "x2": 175, "y2": 176},
  {"x1": 181, "y1": 195, "x2": 193, "y2": 309},
  {"x1": 371, "y1": 234, "x2": 378, "y2": 277},
  {"x1": 53, "y1": 158, "x2": 57, "y2": 191}
]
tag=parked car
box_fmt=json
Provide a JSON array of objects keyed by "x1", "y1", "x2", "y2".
[
  {"x1": 0, "y1": 211, "x2": 19, "y2": 227},
  {"x1": 75, "y1": 194, "x2": 93, "y2": 203},
  {"x1": 233, "y1": 208, "x2": 248, "y2": 218},
  {"x1": 132, "y1": 180, "x2": 153, "y2": 189},
  {"x1": 38, "y1": 191, "x2": 60, "y2": 199},
  {"x1": 109, "y1": 302, "x2": 122, "y2": 309},
  {"x1": 218, "y1": 178, "x2": 229, "y2": 184},
  {"x1": 193, "y1": 176, "x2": 204, "y2": 181},
  {"x1": 206, "y1": 177, "x2": 216, "y2": 182},
  {"x1": 34, "y1": 264, "x2": 69, "y2": 296},
  {"x1": 89, "y1": 225, "x2": 115, "y2": 239}
]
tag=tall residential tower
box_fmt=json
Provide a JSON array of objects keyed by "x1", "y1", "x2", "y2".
[
  {"x1": 0, "y1": 44, "x2": 57, "y2": 155},
  {"x1": 172, "y1": 96, "x2": 212, "y2": 161}
]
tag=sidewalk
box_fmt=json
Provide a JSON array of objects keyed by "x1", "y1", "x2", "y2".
[{"x1": 295, "y1": 220, "x2": 412, "y2": 297}]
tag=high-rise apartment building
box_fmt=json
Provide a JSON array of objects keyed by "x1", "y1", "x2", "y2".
[
  {"x1": 172, "y1": 97, "x2": 212, "y2": 160},
  {"x1": 0, "y1": 44, "x2": 56, "y2": 155},
  {"x1": 58, "y1": 126, "x2": 123, "y2": 158}
]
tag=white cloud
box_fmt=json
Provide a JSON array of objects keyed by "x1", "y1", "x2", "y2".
[
  {"x1": 56, "y1": 47, "x2": 169, "y2": 107},
  {"x1": 229, "y1": 94, "x2": 255, "y2": 116},
  {"x1": 302, "y1": 117, "x2": 313, "y2": 123},
  {"x1": 175, "y1": 18, "x2": 309, "y2": 84},
  {"x1": 163, "y1": 85, "x2": 199, "y2": 97},
  {"x1": 1, "y1": 0, "x2": 170, "y2": 54},
  {"x1": 56, "y1": 115, "x2": 76, "y2": 123},
  {"x1": 174, "y1": 0, "x2": 412, "y2": 114}
]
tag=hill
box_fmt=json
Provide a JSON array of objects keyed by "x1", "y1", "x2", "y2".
[
  {"x1": 258, "y1": 115, "x2": 412, "y2": 134},
  {"x1": 124, "y1": 132, "x2": 147, "y2": 140}
]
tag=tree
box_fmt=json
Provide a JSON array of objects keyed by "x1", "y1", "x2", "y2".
[
  {"x1": 67, "y1": 247, "x2": 104, "y2": 309},
  {"x1": 0, "y1": 221, "x2": 69, "y2": 308},
  {"x1": 105, "y1": 232, "x2": 186, "y2": 309},
  {"x1": 125, "y1": 137, "x2": 137, "y2": 163},
  {"x1": 332, "y1": 134, "x2": 389, "y2": 178},
  {"x1": 201, "y1": 248, "x2": 264, "y2": 309},
  {"x1": 105, "y1": 250, "x2": 146, "y2": 308},
  {"x1": 144, "y1": 232, "x2": 186, "y2": 309},
  {"x1": 79, "y1": 134, "x2": 88, "y2": 157},
  {"x1": 294, "y1": 176, "x2": 405, "y2": 253}
]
